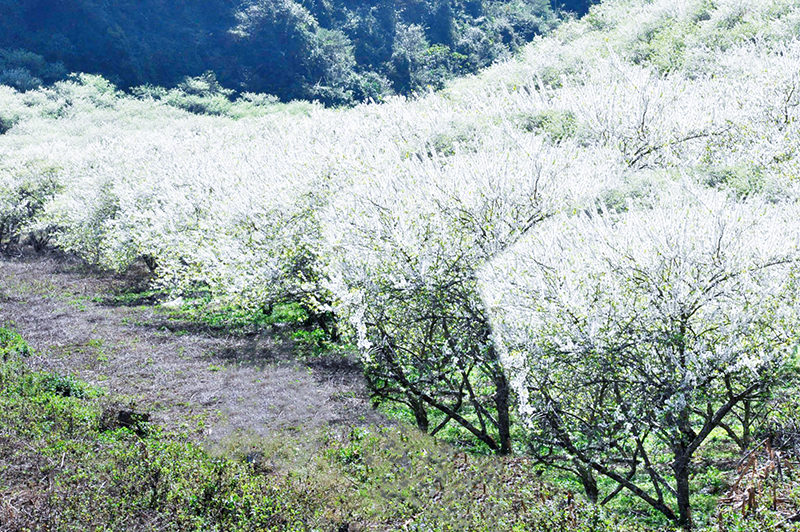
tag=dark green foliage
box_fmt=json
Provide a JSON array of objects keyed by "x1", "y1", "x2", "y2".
[
  {"x1": 0, "y1": 48, "x2": 66, "y2": 91},
  {"x1": 38, "y1": 373, "x2": 90, "y2": 398},
  {"x1": 0, "y1": 0, "x2": 561, "y2": 105},
  {"x1": 553, "y1": 0, "x2": 600, "y2": 15}
]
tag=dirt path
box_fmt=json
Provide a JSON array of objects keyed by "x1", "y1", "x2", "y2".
[{"x1": 0, "y1": 254, "x2": 382, "y2": 447}]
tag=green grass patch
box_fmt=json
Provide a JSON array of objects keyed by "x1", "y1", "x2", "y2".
[
  {"x1": 0, "y1": 326, "x2": 30, "y2": 358},
  {"x1": 0, "y1": 327, "x2": 636, "y2": 531}
]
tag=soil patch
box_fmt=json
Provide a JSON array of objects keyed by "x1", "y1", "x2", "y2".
[{"x1": 0, "y1": 253, "x2": 383, "y2": 446}]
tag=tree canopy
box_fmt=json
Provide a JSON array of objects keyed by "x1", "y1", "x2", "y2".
[{"x1": 0, "y1": 0, "x2": 598, "y2": 104}]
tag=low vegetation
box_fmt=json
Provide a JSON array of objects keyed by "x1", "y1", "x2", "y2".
[{"x1": 1, "y1": 327, "x2": 630, "y2": 531}]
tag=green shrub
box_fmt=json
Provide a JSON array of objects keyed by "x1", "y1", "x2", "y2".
[
  {"x1": 427, "y1": 120, "x2": 481, "y2": 156},
  {"x1": 0, "y1": 327, "x2": 30, "y2": 359},
  {"x1": 38, "y1": 373, "x2": 90, "y2": 398},
  {"x1": 703, "y1": 164, "x2": 765, "y2": 199},
  {"x1": 0, "y1": 164, "x2": 62, "y2": 251},
  {"x1": 515, "y1": 109, "x2": 579, "y2": 142}
]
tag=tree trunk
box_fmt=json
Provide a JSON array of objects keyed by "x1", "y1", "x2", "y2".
[
  {"x1": 742, "y1": 400, "x2": 751, "y2": 449},
  {"x1": 674, "y1": 457, "x2": 692, "y2": 530},
  {"x1": 577, "y1": 463, "x2": 599, "y2": 503},
  {"x1": 493, "y1": 371, "x2": 513, "y2": 455},
  {"x1": 410, "y1": 396, "x2": 429, "y2": 433},
  {"x1": 142, "y1": 254, "x2": 158, "y2": 273}
]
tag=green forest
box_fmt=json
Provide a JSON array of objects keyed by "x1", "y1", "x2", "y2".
[{"x1": 0, "y1": 0, "x2": 595, "y2": 104}]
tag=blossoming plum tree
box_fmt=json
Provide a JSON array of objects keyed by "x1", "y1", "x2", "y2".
[
  {"x1": 321, "y1": 132, "x2": 618, "y2": 453},
  {"x1": 481, "y1": 188, "x2": 800, "y2": 528}
]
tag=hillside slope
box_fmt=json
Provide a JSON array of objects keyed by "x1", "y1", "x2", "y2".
[
  {"x1": 0, "y1": 0, "x2": 600, "y2": 104},
  {"x1": 2, "y1": 0, "x2": 800, "y2": 529}
]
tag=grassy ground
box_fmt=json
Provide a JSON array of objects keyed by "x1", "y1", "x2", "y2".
[
  {"x1": 0, "y1": 326, "x2": 638, "y2": 531},
  {"x1": 0, "y1": 254, "x2": 380, "y2": 448}
]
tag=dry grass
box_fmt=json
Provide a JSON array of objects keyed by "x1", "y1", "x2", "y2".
[
  {"x1": 0, "y1": 253, "x2": 383, "y2": 448},
  {"x1": 717, "y1": 438, "x2": 800, "y2": 528}
]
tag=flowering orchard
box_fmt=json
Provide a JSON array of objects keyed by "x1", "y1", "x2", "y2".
[
  {"x1": 3, "y1": 0, "x2": 800, "y2": 527},
  {"x1": 481, "y1": 190, "x2": 800, "y2": 527}
]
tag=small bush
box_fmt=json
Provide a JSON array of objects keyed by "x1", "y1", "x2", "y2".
[
  {"x1": 427, "y1": 120, "x2": 481, "y2": 156},
  {"x1": 703, "y1": 164, "x2": 765, "y2": 199},
  {"x1": 38, "y1": 373, "x2": 90, "y2": 398},
  {"x1": 0, "y1": 327, "x2": 30, "y2": 359},
  {"x1": 515, "y1": 109, "x2": 579, "y2": 142},
  {"x1": 0, "y1": 166, "x2": 63, "y2": 252}
]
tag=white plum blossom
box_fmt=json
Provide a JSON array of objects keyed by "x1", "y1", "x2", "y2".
[{"x1": 480, "y1": 187, "x2": 800, "y2": 526}]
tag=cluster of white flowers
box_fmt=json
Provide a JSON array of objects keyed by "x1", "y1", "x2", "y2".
[
  {"x1": 479, "y1": 184, "x2": 800, "y2": 523},
  {"x1": 481, "y1": 188, "x2": 800, "y2": 422},
  {"x1": 1, "y1": 0, "x2": 799, "y2": 476}
]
